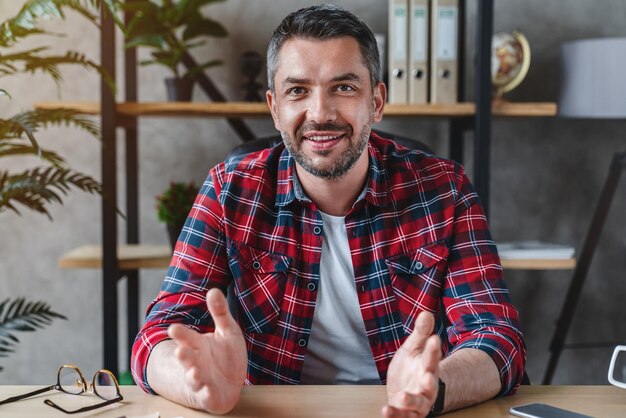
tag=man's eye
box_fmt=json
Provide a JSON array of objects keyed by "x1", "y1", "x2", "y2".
[
  {"x1": 287, "y1": 87, "x2": 305, "y2": 96},
  {"x1": 336, "y1": 85, "x2": 355, "y2": 92}
]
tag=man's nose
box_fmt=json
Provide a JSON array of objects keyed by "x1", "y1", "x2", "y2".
[{"x1": 306, "y1": 90, "x2": 337, "y2": 123}]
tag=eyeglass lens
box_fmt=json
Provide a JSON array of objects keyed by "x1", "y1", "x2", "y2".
[
  {"x1": 58, "y1": 366, "x2": 84, "y2": 395},
  {"x1": 93, "y1": 370, "x2": 119, "y2": 400}
]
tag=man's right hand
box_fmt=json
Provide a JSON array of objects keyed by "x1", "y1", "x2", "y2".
[{"x1": 167, "y1": 287, "x2": 247, "y2": 414}]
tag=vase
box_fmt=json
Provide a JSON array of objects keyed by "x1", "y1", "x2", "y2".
[
  {"x1": 165, "y1": 77, "x2": 194, "y2": 102},
  {"x1": 166, "y1": 223, "x2": 184, "y2": 250}
]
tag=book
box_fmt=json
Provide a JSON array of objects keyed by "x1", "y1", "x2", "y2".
[
  {"x1": 430, "y1": 0, "x2": 459, "y2": 103},
  {"x1": 496, "y1": 241, "x2": 576, "y2": 260},
  {"x1": 388, "y1": 0, "x2": 409, "y2": 103},
  {"x1": 408, "y1": 0, "x2": 429, "y2": 103}
]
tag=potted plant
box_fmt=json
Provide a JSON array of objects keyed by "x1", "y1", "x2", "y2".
[
  {"x1": 117, "y1": 0, "x2": 228, "y2": 101},
  {"x1": 0, "y1": 0, "x2": 108, "y2": 218},
  {"x1": 156, "y1": 181, "x2": 199, "y2": 249}
]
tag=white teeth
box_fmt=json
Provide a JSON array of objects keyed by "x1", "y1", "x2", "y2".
[{"x1": 307, "y1": 134, "x2": 341, "y2": 142}]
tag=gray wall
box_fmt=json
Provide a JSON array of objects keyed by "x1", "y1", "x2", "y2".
[{"x1": 1, "y1": 0, "x2": 624, "y2": 387}]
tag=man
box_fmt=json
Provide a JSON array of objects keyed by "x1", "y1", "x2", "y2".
[{"x1": 131, "y1": 5, "x2": 526, "y2": 417}]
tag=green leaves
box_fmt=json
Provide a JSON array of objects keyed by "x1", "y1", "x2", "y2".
[
  {"x1": 156, "y1": 181, "x2": 199, "y2": 226},
  {"x1": 0, "y1": 109, "x2": 102, "y2": 218},
  {"x1": 0, "y1": 298, "x2": 67, "y2": 370},
  {"x1": 0, "y1": 0, "x2": 98, "y2": 48},
  {"x1": 0, "y1": 167, "x2": 101, "y2": 219},
  {"x1": 120, "y1": 0, "x2": 228, "y2": 79}
]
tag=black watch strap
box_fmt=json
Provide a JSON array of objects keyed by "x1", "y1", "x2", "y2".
[{"x1": 430, "y1": 378, "x2": 445, "y2": 416}]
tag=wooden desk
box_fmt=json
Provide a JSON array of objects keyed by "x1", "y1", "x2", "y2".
[{"x1": 0, "y1": 385, "x2": 624, "y2": 418}]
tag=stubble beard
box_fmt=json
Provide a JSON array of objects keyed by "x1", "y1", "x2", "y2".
[{"x1": 280, "y1": 111, "x2": 374, "y2": 181}]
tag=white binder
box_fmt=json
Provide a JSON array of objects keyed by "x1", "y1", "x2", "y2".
[
  {"x1": 388, "y1": 0, "x2": 409, "y2": 103},
  {"x1": 430, "y1": 0, "x2": 459, "y2": 103},
  {"x1": 408, "y1": 0, "x2": 429, "y2": 103}
]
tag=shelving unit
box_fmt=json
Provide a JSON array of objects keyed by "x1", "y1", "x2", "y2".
[
  {"x1": 36, "y1": 100, "x2": 558, "y2": 118},
  {"x1": 41, "y1": 0, "x2": 575, "y2": 376},
  {"x1": 57, "y1": 244, "x2": 575, "y2": 271}
]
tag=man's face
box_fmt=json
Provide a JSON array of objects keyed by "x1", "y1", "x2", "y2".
[{"x1": 266, "y1": 36, "x2": 385, "y2": 180}]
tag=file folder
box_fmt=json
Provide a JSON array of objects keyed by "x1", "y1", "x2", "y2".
[
  {"x1": 388, "y1": 0, "x2": 409, "y2": 103},
  {"x1": 430, "y1": 0, "x2": 459, "y2": 103},
  {"x1": 408, "y1": 0, "x2": 429, "y2": 103}
]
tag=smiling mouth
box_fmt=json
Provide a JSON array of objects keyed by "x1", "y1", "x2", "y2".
[{"x1": 305, "y1": 133, "x2": 344, "y2": 142}]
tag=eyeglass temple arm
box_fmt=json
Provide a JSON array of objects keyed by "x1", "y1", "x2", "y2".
[
  {"x1": 44, "y1": 395, "x2": 123, "y2": 415},
  {"x1": 0, "y1": 385, "x2": 56, "y2": 406}
]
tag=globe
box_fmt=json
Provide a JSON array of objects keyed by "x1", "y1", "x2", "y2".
[{"x1": 491, "y1": 30, "x2": 531, "y2": 98}]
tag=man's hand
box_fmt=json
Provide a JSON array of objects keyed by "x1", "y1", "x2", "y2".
[
  {"x1": 382, "y1": 311, "x2": 442, "y2": 418},
  {"x1": 167, "y1": 288, "x2": 247, "y2": 414}
]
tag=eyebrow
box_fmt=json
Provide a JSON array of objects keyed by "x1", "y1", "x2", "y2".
[
  {"x1": 282, "y1": 73, "x2": 363, "y2": 86},
  {"x1": 331, "y1": 73, "x2": 362, "y2": 83}
]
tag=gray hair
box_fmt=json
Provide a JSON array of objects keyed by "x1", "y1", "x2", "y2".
[{"x1": 266, "y1": 4, "x2": 381, "y2": 92}]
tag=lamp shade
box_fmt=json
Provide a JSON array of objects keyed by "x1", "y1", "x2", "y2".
[{"x1": 558, "y1": 37, "x2": 626, "y2": 118}]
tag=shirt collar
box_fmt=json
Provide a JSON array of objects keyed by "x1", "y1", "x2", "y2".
[{"x1": 274, "y1": 132, "x2": 389, "y2": 208}]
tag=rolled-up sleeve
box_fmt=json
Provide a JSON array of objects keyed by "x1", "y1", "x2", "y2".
[
  {"x1": 442, "y1": 164, "x2": 526, "y2": 396},
  {"x1": 131, "y1": 166, "x2": 231, "y2": 393}
]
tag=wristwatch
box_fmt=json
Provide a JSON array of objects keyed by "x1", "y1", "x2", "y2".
[{"x1": 429, "y1": 378, "x2": 446, "y2": 416}]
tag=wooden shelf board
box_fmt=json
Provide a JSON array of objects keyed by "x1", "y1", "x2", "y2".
[
  {"x1": 59, "y1": 244, "x2": 574, "y2": 271},
  {"x1": 59, "y1": 244, "x2": 171, "y2": 270},
  {"x1": 35, "y1": 101, "x2": 558, "y2": 118},
  {"x1": 501, "y1": 257, "x2": 576, "y2": 270}
]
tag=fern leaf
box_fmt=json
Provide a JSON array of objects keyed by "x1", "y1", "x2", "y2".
[
  {"x1": 0, "y1": 167, "x2": 101, "y2": 219},
  {"x1": 0, "y1": 0, "x2": 98, "y2": 47},
  {"x1": 0, "y1": 298, "x2": 66, "y2": 361},
  {"x1": 0, "y1": 142, "x2": 66, "y2": 166}
]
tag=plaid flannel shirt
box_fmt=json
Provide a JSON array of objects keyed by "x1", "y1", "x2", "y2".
[{"x1": 131, "y1": 132, "x2": 526, "y2": 395}]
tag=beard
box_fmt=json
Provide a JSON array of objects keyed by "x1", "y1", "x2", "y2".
[{"x1": 280, "y1": 115, "x2": 373, "y2": 181}]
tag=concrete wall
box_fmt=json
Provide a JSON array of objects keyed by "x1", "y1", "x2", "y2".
[{"x1": 1, "y1": 0, "x2": 624, "y2": 387}]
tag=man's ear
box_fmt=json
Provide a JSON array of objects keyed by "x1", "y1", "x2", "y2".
[
  {"x1": 372, "y1": 82, "x2": 386, "y2": 123},
  {"x1": 266, "y1": 89, "x2": 280, "y2": 130}
]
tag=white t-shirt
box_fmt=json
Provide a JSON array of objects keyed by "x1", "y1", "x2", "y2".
[{"x1": 299, "y1": 211, "x2": 380, "y2": 384}]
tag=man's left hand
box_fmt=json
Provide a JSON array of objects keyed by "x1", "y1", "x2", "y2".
[{"x1": 382, "y1": 311, "x2": 442, "y2": 418}]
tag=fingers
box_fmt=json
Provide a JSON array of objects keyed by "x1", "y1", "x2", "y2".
[
  {"x1": 168, "y1": 323, "x2": 201, "y2": 350},
  {"x1": 205, "y1": 288, "x2": 239, "y2": 334},
  {"x1": 381, "y1": 404, "x2": 421, "y2": 418},
  {"x1": 383, "y1": 387, "x2": 434, "y2": 418},
  {"x1": 402, "y1": 311, "x2": 435, "y2": 355},
  {"x1": 420, "y1": 334, "x2": 442, "y2": 375}
]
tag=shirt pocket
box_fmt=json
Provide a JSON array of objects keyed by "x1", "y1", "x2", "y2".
[
  {"x1": 230, "y1": 244, "x2": 291, "y2": 334},
  {"x1": 385, "y1": 242, "x2": 449, "y2": 334}
]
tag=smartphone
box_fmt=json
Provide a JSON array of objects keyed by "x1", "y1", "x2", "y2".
[{"x1": 509, "y1": 403, "x2": 593, "y2": 418}]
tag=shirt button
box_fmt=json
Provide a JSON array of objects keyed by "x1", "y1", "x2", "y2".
[
  {"x1": 415, "y1": 261, "x2": 423, "y2": 270},
  {"x1": 360, "y1": 284, "x2": 367, "y2": 292},
  {"x1": 298, "y1": 338, "x2": 307, "y2": 347},
  {"x1": 313, "y1": 226, "x2": 322, "y2": 235},
  {"x1": 352, "y1": 229, "x2": 358, "y2": 237},
  {"x1": 307, "y1": 282, "x2": 316, "y2": 291},
  {"x1": 252, "y1": 261, "x2": 261, "y2": 270}
]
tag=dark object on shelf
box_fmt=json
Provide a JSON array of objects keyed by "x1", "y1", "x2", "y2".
[
  {"x1": 165, "y1": 77, "x2": 194, "y2": 102},
  {"x1": 240, "y1": 51, "x2": 264, "y2": 102}
]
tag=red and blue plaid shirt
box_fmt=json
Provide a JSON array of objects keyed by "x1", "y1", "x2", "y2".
[{"x1": 131, "y1": 132, "x2": 526, "y2": 395}]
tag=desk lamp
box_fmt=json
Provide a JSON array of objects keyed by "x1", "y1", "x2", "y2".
[{"x1": 544, "y1": 37, "x2": 626, "y2": 384}]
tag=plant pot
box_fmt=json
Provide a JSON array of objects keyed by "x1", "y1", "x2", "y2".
[
  {"x1": 165, "y1": 77, "x2": 194, "y2": 102},
  {"x1": 166, "y1": 222, "x2": 184, "y2": 250}
]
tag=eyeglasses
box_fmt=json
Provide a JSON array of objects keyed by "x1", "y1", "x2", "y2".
[{"x1": 0, "y1": 364, "x2": 123, "y2": 414}]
